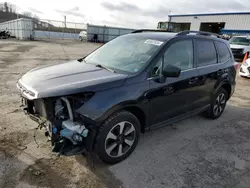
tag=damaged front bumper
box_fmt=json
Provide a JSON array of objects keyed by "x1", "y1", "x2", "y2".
[{"x1": 20, "y1": 97, "x2": 98, "y2": 157}]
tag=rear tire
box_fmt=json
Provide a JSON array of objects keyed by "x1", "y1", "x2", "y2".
[
  {"x1": 95, "y1": 111, "x2": 140, "y2": 164},
  {"x1": 205, "y1": 88, "x2": 228, "y2": 119}
]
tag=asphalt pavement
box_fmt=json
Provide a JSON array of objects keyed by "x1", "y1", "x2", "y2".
[{"x1": 108, "y1": 105, "x2": 250, "y2": 188}]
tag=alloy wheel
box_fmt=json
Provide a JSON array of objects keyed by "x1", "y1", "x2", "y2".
[
  {"x1": 213, "y1": 93, "x2": 226, "y2": 116},
  {"x1": 105, "y1": 121, "x2": 136, "y2": 158}
]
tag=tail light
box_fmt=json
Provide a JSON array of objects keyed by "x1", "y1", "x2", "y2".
[{"x1": 234, "y1": 62, "x2": 240, "y2": 70}]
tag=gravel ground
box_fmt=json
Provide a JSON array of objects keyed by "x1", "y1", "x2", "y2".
[{"x1": 0, "y1": 39, "x2": 250, "y2": 188}]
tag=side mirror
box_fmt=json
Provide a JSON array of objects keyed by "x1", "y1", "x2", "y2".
[{"x1": 162, "y1": 65, "x2": 181, "y2": 78}]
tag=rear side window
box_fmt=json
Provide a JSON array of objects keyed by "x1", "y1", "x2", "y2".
[
  {"x1": 215, "y1": 41, "x2": 231, "y2": 63},
  {"x1": 196, "y1": 40, "x2": 217, "y2": 67}
]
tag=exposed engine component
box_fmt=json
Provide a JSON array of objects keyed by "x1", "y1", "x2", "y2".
[
  {"x1": 60, "y1": 119, "x2": 88, "y2": 145},
  {"x1": 54, "y1": 97, "x2": 89, "y2": 145},
  {"x1": 54, "y1": 99, "x2": 64, "y2": 119},
  {"x1": 61, "y1": 97, "x2": 74, "y2": 121}
]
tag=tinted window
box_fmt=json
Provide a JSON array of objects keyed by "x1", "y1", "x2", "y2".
[
  {"x1": 215, "y1": 41, "x2": 231, "y2": 62},
  {"x1": 164, "y1": 40, "x2": 193, "y2": 70},
  {"x1": 196, "y1": 40, "x2": 217, "y2": 67}
]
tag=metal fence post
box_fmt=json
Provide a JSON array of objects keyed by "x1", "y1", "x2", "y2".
[
  {"x1": 48, "y1": 19, "x2": 50, "y2": 39},
  {"x1": 63, "y1": 21, "x2": 64, "y2": 40},
  {"x1": 103, "y1": 25, "x2": 105, "y2": 43},
  {"x1": 17, "y1": 19, "x2": 19, "y2": 39},
  {"x1": 74, "y1": 23, "x2": 76, "y2": 40}
]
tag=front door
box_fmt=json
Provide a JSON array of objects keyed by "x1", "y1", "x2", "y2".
[{"x1": 147, "y1": 39, "x2": 200, "y2": 125}]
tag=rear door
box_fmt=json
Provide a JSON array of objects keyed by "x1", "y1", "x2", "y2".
[{"x1": 194, "y1": 39, "x2": 220, "y2": 108}]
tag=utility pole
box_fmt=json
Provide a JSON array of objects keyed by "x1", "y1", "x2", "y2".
[
  {"x1": 63, "y1": 16, "x2": 66, "y2": 40},
  {"x1": 64, "y1": 16, "x2": 66, "y2": 28}
]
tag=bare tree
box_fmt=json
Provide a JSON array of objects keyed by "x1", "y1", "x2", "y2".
[
  {"x1": 23, "y1": 11, "x2": 33, "y2": 17},
  {"x1": 0, "y1": 2, "x2": 15, "y2": 13},
  {"x1": 33, "y1": 14, "x2": 40, "y2": 20},
  {"x1": 11, "y1": 4, "x2": 16, "y2": 13},
  {"x1": 4, "y1": 2, "x2": 8, "y2": 12},
  {"x1": 0, "y1": 3, "x2": 4, "y2": 12}
]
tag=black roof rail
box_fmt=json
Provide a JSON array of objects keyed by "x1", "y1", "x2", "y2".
[
  {"x1": 177, "y1": 30, "x2": 221, "y2": 38},
  {"x1": 131, "y1": 29, "x2": 172, "y2": 33}
]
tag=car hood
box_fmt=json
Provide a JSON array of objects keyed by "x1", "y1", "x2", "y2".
[
  {"x1": 18, "y1": 60, "x2": 128, "y2": 99},
  {"x1": 230, "y1": 44, "x2": 247, "y2": 49}
]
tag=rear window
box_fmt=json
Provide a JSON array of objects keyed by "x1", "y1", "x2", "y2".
[
  {"x1": 196, "y1": 40, "x2": 217, "y2": 67},
  {"x1": 215, "y1": 41, "x2": 231, "y2": 63}
]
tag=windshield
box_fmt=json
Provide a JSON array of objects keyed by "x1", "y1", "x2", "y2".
[
  {"x1": 229, "y1": 37, "x2": 250, "y2": 46},
  {"x1": 85, "y1": 35, "x2": 164, "y2": 73}
]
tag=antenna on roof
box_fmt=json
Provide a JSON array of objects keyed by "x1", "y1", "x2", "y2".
[{"x1": 168, "y1": 10, "x2": 172, "y2": 21}]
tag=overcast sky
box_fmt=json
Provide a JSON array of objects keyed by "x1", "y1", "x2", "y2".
[{"x1": 4, "y1": 0, "x2": 250, "y2": 29}]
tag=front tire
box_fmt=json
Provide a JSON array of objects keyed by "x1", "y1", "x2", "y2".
[
  {"x1": 206, "y1": 88, "x2": 228, "y2": 119},
  {"x1": 95, "y1": 111, "x2": 140, "y2": 164}
]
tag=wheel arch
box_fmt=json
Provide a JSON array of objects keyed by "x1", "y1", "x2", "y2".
[
  {"x1": 96, "y1": 103, "x2": 149, "y2": 133},
  {"x1": 123, "y1": 106, "x2": 146, "y2": 133},
  {"x1": 221, "y1": 83, "x2": 232, "y2": 100},
  {"x1": 214, "y1": 81, "x2": 232, "y2": 100}
]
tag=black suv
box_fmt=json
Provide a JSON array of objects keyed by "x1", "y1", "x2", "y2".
[{"x1": 17, "y1": 30, "x2": 237, "y2": 164}]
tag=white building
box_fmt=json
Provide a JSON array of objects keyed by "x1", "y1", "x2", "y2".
[
  {"x1": 0, "y1": 18, "x2": 34, "y2": 40},
  {"x1": 169, "y1": 12, "x2": 250, "y2": 35}
]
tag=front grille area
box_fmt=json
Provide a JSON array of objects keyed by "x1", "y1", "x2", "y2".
[
  {"x1": 34, "y1": 99, "x2": 47, "y2": 118},
  {"x1": 231, "y1": 48, "x2": 243, "y2": 54}
]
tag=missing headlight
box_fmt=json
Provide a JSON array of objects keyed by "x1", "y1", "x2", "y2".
[{"x1": 68, "y1": 92, "x2": 95, "y2": 109}]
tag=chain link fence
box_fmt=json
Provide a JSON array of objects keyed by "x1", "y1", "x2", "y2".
[
  {"x1": 0, "y1": 18, "x2": 135, "y2": 42},
  {"x1": 34, "y1": 19, "x2": 87, "y2": 40},
  {"x1": 87, "y1": 24, "x2": 135, "y2": 43}
]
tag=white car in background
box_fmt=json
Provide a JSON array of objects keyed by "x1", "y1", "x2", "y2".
[
  {"x1": 79, "y1": 31, "x2": 87, "y2": 41},
  {"x1": 240, "y1": 58, "x2": 250, "y2": 77},
  {"x1": 229, "y1": 36, "x2": 250, "y2": 60}
]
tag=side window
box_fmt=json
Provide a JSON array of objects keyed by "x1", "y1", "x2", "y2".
[
  {"x1": 215, "y1": 41, "x2": 231, "y2": 63},
  {"x1": 164, "y1": 40, "x2": 194, "y2": 71},
  {"x1": 196, "y1": 40, "x2": 217, "y2": 67},
  {"x1": 151, "y1": 58, "x2": 162, "y2": 76}
]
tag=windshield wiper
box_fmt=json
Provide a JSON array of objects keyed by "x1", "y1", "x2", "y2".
[
  {"x1": 78, "y1": 57, "x2": 86, "y2": 63},
  {"x1": 96, "y1": 64, "x2": 115, "y2": 73}
]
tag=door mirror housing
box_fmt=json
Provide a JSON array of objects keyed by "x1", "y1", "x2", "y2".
[{"x1": 162, "y1": 65, "x2": 181, "y2": 78}]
